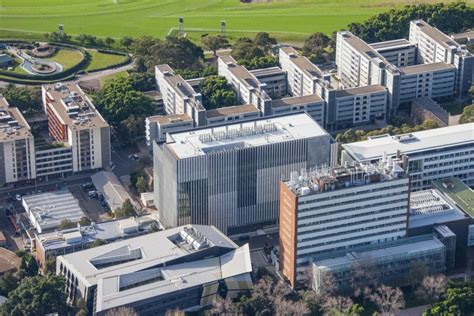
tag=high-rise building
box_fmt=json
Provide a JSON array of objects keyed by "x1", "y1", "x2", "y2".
[
  {"x1": 41, "y1": 83, "x2": 111, "y2": 173},
  {"x1": 153, "y1": 113, "x2": 337, "y2": 234},
  {"x1": 279, "y1": 160, "x2": 410, "y2": 287},
  {"x1": 0, "y1": 96, "x2": 36, "y2": 186},
  {"x1": 341, "y1": 123, "x2": 474, "y2": 190}
]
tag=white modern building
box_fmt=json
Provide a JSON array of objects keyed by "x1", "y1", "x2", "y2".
[
  {"x1": 0, "y1": 96, "x2": 36, "y2": 186},
  {"x1": 22, "y1": 190, "x2": 86, "y2": 233},
  {"x1": 341, "y1": 123, "x2": 474, "y2": 190},
  {"x1": 279, "y1": 160, "x2": 410, "y2": 287},
  {"x1": 370, "y1": 39, "x2": 417, "y2": 67},
  {"x1": 57, "y1": 225, "x2": 253, "y2": 315},
  {"x1": 153, "y1": 113, "x2": 337, "y2": 234}
]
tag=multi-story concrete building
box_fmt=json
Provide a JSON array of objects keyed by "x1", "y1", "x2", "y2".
[
  {"x1": 271, "y1": 95, "x2": 325, "y2": 126},
  {"x1": 42, "y1": 83, "x2": 111, "y2": 173},
  {"x1": 146, "y1": 114, "x2": 194, "y2": 144},
  {"x1": 154, "y1": 113, "x2": 337, "y2": 234},
  {"x1": 218, "y1": 55, "x2": 273, "y2": 116},
  {"x1": 333, "y1": 85, "x2": 387, "y2": 129},
  {"x1": 250, "y1": 66, "x2": 287, "y2": 98},
  {"x1": 335, "y1": 31, "x2": 388, "y2": 89},
  {"x1": 0, "y1": 96, "x2": 36, "y2": 186},
  {"x1": 341, "y1": 123, "x2": 474, "y2": 190},
  {"x1": 57, "y1": 225, "x2": 252, "y2": 314},
  {"x1": 370, "y1": 39, "x2": 417, "y2": 68},
  {"x1": 155, "y1": 64, "x2": 207, "y2": 125},
  {"x1": 279, "y1": 160, "x2": 410, "y2": 287},
  {"x1": 409, "y1": 20, "x2": 474, "y2": 95},
  {"x1": 35, "y1": 214, "x2": 160, "y2": 269}
]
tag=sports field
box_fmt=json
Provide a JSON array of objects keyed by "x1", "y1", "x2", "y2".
[{"x1": 0, "y1": 0, "x2": 469, "y2": 43}]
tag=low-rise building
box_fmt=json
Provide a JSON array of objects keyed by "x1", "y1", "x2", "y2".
[
  {"x1": 271, "y1": 94, "x2": 325, "y2": 126},
  {"x1": 0, "y1": 248, "x2": 21, "y2": 275},
  {"x1": 91, "y1": 171, "x2": 134, "y2": 212},
  {"x1": 35, "y1": 214, "x2": 160, "y2": 269},
  {"x1": 22, "y1": 190, "x2": 86, "y2": 233},
  {"x1": 341, "y1": 123, "x2": 474, "y2": 190},
  {"x1": 250, "y1": 66, "x2": 287, "y2": 98},
  {"x1": 146, "y1": 113, "x2": 194, "y2": 145},
  {"x1": 57, "y1": 225, "x2": 252, "y2": 314}
]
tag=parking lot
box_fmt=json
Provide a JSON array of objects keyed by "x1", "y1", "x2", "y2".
[{"x1": 69, "y1": 184, "x2": 112, "y2": 222}]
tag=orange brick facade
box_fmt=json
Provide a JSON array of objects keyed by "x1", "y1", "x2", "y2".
[
  {"x1": 279, "y1": 182, "x2": 298, "y2": 288},
  {"x1": 44, "y1": 94, "x2": 67, "y2": 142}
]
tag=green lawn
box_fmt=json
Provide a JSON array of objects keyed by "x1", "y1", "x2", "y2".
[
  {"x1": 86, "y1": 50, "x2": 128, "y2": 71},
  {"x1": 0, "y1": 0, "x2": 467, "y2": 44},
  {"x1": 8, "y1": 58, "x2": 28, "y2": 74},
  {"x1": 99, "y1": 69, "x2": 129, "y2": 87},
  {"x1": 46, "y1": 49, "x2": 83, "y2": 69}
]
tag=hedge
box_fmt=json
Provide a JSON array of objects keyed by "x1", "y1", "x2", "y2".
[
  {"x1": 86, "y1": 54, "x2": 132, "y2": 73},
  {"x1": 0, "y1": 74, "x2": 76, "y2": 85}
]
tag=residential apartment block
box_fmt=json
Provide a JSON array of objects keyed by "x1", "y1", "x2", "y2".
[
  {"x1": 154, "y1": 113, "x2": 336, "y2": 234},
  {"x1": 57, "y1": 225, "x2": 252, "y2": 315},
  {"x1": 341, "y1": 123, "x2": 474, "y2": 190},
  {"x1": 0, "y1": 96, "x2": 36, "y2": 186},
  {"x1": 370, "y1": 39, "x2": 417, "y2": 68},
  {"x1": 279, "y1": 160, "x2": 410, "y2": 287},
  {"x1": 41, "y1": 82, "x2": 111, "y2": 174}
]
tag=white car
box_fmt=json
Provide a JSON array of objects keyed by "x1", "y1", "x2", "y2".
[{"x1": 15, "y1": 194, "x2": 22, "y2": 201}]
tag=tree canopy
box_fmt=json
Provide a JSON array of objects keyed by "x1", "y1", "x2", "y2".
[
  {"x1": 114, "y1": 199, "x2": 135, "y2": 219},
  {"x1": 231, "y1": 37, "x2": 265, "y2": 62},
  {"x1": 199, "y1": 76, "x2": 237, "y2": 110},
  {"x1": 348, "y1": 2, "x2": 474, "y2": 42},
  {"x1": 0, "y1": 85, "x2": 42, "y2": 116},
  {"x1": 459, "y1": 104, "x2": 474, "y2": 124},
  {"x1": 253, "y1": 32, "x2": 277, "y2": 53},
  {"x1": 201, "y1": 35, "x2": 229, "y2": 56},
  {"x1": 424, "y1": 281, "x2": 474, "y2": 316},
  {"x1": 0, "y1": 275, "x2": 68, "y2": 316},
  {"x1": 239, "y1": 56, "x2": 279, "y2": 70}
]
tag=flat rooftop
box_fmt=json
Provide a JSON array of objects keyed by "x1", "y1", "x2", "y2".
[
  {"x1": 43, "y1": 82, "x2": 108, "y2": 130},
  {"x1": 432, "y1": 178, "x2": 474, "y2": 218},
  {"x1": 36, "y1": 213, "x2": 160, "y2": 252},
  {"x1": 58, "y1": 225, "x2": 237, "y2": 287},
  {"x1": 23, "y1": 190, "x2": 85, "y2": 231},
  {"x1": 399, "y1": 62, "x2": 455, "y2": 75},
  {"x1": 250, "y1": 66, "x2": 286, "y2": 79},
  {"x1": 0, "y1": 96, "x2": 32, "y2": 142},
  {"x1": 147, "y1": 113, "x2": 193, "y2": 125},
  {"x1": 408, "y1": 189, "x2": 468, "y2": 229},
  {"x1": 95, "y1": 244, "x2": 252, "y2": 313},
  {"x1": 335, "y1": 84, "x2": 386, "y2": 98},
  {"x1": 165, "y1": 113, "x2": 329, "y2": 159},
  {"x1": 156, "y1": 65, "x2": 198, "y2": 99},
  {"x1": 271, "y1": 94, "x2": 323, "y2": 108},
  {"x1": 314, "y1": 235, "x2": 444, "y2": 269},
  {"x1": 342, "y1": 123, "x2": 474, "y2": 162},
  {"x1": 451, "y1": 30, "x2": 474, "y2": 41},
  {"x1": 280, "y1": 46, "x2": 323, "y2": 78},
  {"x1": 206, "y1": 104, "x2": 259, "y2": 119},
  {"x1": 370, "y1": 39, "x2": 414, "y2": 51}
]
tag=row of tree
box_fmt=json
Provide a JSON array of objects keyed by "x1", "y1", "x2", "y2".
[{"x1": 0, "y1": 85, "x2": 42, "y2": 117}]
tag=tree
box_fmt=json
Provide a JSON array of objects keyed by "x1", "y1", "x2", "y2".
[
  {"x1": 0, "y1": 85, "x2": 42, "y2": 116},
  {"x1": 322, "y1": 296, "x2": 357, "y2": 316},
  {"x1": 105, "y1": 306, "x2": 139, "y2": 316},
  {"x1": 201, "y1": 35, "x2": 229, "y2": 56},
  {"x1": 59, "y1": 219, "x2": 76, "y2": 230},
  {"x1": 424, "y1": 280, "x2": 474, "y2": 316},
  {"x1": 317, "y1": 271, "x2": 337, "y2": 297},
  {"x1": 239, "y1": 56, "x2": 279, "y2": 70},
  {"x1": 93, "y1": 76, "x2": 154, "y2": 126},
  {"x1": 351, "y1": 258, "x2": 379, "y2": 304},
  {"x1": 459, "y1": 104, "x2": 474, "y2": 124},
  {"x1": 115, "y1": 199, "x2": 135, "y2": 219},
  {"x1": 302, "y1": 32, "x2": 331, "y2": 57},
  {"x1": 231, "y1": 38, "x2": 264, "y2": 61},
  {"x1": 238, "y1": 276, "x2": 291, "y2": 315},
  {"x1": 43, "y1": 256, "x2": 57, "y2": 275},
  {"x1": 121, "y1": 36, "x2": 134, "y2": 49},
  {"x1": 370, "y1": 285, "x2": 405, "y2": 316},
  {"x1": 122, "y1": 115, "x2": 139, "y2": 141},
  {"x1": 0, "y1": 275, "x2": 68, "y2": 316},
  {"x1": 79, "y1": 216, "x2": 91, "y2": 226},
  {"x1": 105, "y1": 37, "x2": 115, "y2": 47},
  {"x1": 136, "y1": 176, "x2": 147, "y2": 193},
  {"x1": 199, "y1": 76, "x2": 237, "y2": 110},
  {"x1": 209, "y1": 296, "x2": 236, "y2": 315},
  {"x1": 408, "y1": 260, "x2": 428, "y2": 292},
  {"x1": 0, "y1": 272, "x2": 19, "y2": 296},
  {"x1": 417, "y1": 275, "x2": 448, "y2": 304},
  {"x1": 128, "y1": 71, "x2": 156, "y2": 91},
  {"x1": 274, "y1": 297, "x2": 309, "y2": 315},
  {"x1": 254, "y1": 32, "x2": 277, "y2": 53},
  {"x1": 75, "y1": 298, "x2": 88, "y2": 316},
  {"x1": 18, "y1": 251, "x2": 38, "y2": 277}
]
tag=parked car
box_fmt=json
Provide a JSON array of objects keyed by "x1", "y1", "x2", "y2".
[
  {"x1": 128, "y1": 154, "x2": 139, "y2": 161},
  {"x1": 15, "y1": 194, "x2": 22, "y2": 201},
  {"x1": 81, "y1": 182, "x2": 94, "y2": 190},
  {"x1": 88, "y1": 190, "x2": 98, "y2": 199}
]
